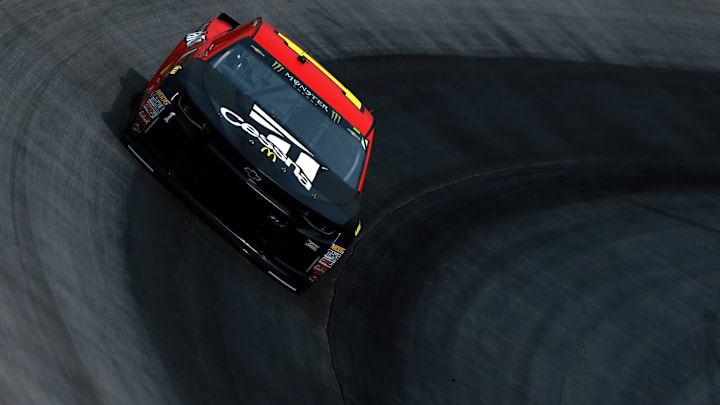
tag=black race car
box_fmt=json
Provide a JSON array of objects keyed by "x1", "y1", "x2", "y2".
[{"x1": 122, "y1": 16, "x2": 375, "y2": 293}]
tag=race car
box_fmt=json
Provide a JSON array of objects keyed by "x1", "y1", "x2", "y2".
[{"x1": 122, "y1": 15, "x2": 375, "y2": 293}]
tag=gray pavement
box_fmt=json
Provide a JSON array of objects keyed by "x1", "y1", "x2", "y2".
[
  {"x1": 332, "y1": 162, "x2": 720, "y2": 405},
  {"x1": 1, "y1": 0, "x2": 720, "y2": 404}
]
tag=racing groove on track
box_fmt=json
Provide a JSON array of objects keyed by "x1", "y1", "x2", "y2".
[
  {"x1": 2, "y1": 1, "x2": 720, "y2": 404},
  {"x1": 123, "y1": 56, "x2": 720, "y2": 404},
  {"x1": 332, "y1": 161, "x2": 720, "y2": 405},
  {"x1": 328, "y1": 56, "x2": 720, "y2": 405}
]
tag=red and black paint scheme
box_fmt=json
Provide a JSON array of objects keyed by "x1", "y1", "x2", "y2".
[{"x1": 122, "y1": 15, "x2": 374, "y2": 293}]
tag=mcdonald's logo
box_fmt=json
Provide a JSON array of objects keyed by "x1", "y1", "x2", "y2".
[{"x1": 260, "y1": 146, "x2": 277, "y2": 162}]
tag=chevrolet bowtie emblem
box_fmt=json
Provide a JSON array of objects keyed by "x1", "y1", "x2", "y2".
[{"x1": 244, "y1": 167, "x2": 261, "y2": 182}]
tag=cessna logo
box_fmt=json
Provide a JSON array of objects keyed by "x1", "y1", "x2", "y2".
[
  {"x1": 244, "y1": 167, "x2": 261, "y2": 182},
  {"x1": 221, "y1": 105, "x2": 320, "y2": 191}
]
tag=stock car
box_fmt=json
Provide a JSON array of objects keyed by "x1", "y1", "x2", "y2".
[{"x1": 122, "y1": 15, "x2": 374, "y2": 293}]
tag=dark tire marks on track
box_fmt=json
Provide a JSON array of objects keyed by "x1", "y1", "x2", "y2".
[
  {"x1": 327, "y1": 55, "x2": 720, "y2": 405},
  {"x1": 2, "y1": 1, "x2": 720, "y2": 403},
  {"x1": 8, "y1": 138, "x2": 101, "y2": 404},
  {"x1": 332, "y1": 161, "x2": 720, "y2": 405},
  {"x1": 326, "y1": 55, "x2": 720, "y2": 223}
]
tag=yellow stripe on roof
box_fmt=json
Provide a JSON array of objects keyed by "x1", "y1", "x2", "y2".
[{"x1": 277, "y1": 32, "x2": 362, "y2": 111}]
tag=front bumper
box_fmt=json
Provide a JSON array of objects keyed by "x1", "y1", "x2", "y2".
[{"x1": 122, "y1": 93, "x2": 347, "y2": 293}]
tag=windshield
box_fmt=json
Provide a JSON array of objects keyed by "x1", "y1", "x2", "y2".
[{"x1": 210, "y1": 38, "x2": 366, "y2": 188}]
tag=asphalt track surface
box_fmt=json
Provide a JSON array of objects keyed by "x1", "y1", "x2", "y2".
[{"x1": 1, "y1": 1, "x2": 720, "y2": 404}]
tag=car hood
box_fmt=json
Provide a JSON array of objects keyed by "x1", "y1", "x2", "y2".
[{"x1": 163, "y1": 58, "x2": 360, "y2": 226}]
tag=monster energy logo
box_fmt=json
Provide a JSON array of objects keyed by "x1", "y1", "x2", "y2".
[
  {"x1": 266, "y1": 54, "x2": 343, "y2": 126},
  {"x1": 271, "y1": 61, "x2": 285, "y2": 72},
  {"x1": 330, "y1": 110, "x2": 342, "y2": 124},
  {"x1": 282, "y1": 71, "x2": 329, "y2": 113}
]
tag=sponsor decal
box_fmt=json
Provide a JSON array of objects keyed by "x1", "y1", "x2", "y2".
[
  {"x1": 260, "y1": 146, "x2": 277, "y2": 163},
  {"x1": 144, "y1": 101, "x2": 156, "y2": 117},
  {"x1": 311, "y1": 243, "x2": 346, "y2": 276},
  {"x1": 138, "y1": 110, "x2": 150, "y2": 125},
  {"x1": 137, "y1": 89, "x2": 172, "y2": 127},
  {"x1": 220, "y1": 105, "x2": 320, "y2": 191},
  {"x1": 304, "y1": 239, "x2": 320, "y2": 252},
  {"x1": 131, "y1": 121, "x2": 141, "y2": 134},
  {"x1": 271, "y1": 60, "x2": 285, "y2": 72},
  {"x1": 253, "y1": 41, "x2": 348, "y2": 127},
  {"x1": 145, "y1": 99, "x2": 160, "y2": 117},
  {"x1": 282, "y1": 70, "x2": 330, "y2": 113},
  {"x1": 184, "y1": 19, "x2": 211, "y2": 47},
  {"x1": 185, "y1": 31, "x2": 206, "y2": 47},
  {"x1": 169, "y1": 65, "x2": 182, "y2": 75},
  {"x1": 330, "y1": 110, "x2": 342, "y2": 124},
  {"x1": 355, "y1": 221, "x2": 361, "y2": 237},
  {"x1": 142, "y1": 89, "x2": 171, "y2": 119},
  {"x1": 155, "y1": 89, "x2": 170, "y2": 106},
  {"x1": 308, "y1": 274, "x2": 319, "y2": 283},
  {"x1": 324, "y1": 250, "x2": 342, "y2": 262},
  {"x1": 313, "y1": 264, "x2": 329, "y2": 275}
]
